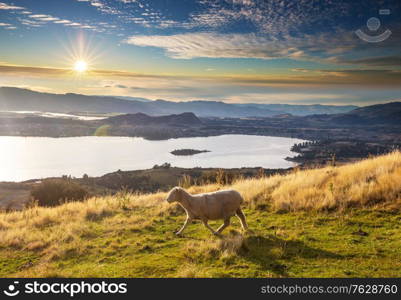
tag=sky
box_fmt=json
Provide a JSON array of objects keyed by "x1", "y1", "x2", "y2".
[{"x1": 0, "y1": 0, "x2": 401, "y2": 105}]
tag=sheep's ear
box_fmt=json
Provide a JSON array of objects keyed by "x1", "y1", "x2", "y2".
[{"x1": 176, "y1": 187, "x2": 184, "y2": 200}]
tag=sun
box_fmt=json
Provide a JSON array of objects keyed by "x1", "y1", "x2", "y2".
[{"x1": 73, "y1": 60, "x2": 88, "y2": 73}]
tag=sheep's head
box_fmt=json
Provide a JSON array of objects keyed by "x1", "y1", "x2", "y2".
[{"x1": 166, "y1": 186, "x2": 183, "y2": 203}]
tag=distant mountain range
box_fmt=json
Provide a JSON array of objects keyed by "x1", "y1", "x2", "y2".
[
  {"x1": 105, "y1": 101, "x2": 401, "y2": 127},
  {"x1": 234, "y1": 103, "x2": 358, "y2": 116},
  {"x1": 0, "y1": 87, "x2": 358, "y2": 117},
  {"x1": 0, "y1": 99, "x2": 400, "y2": 141}
]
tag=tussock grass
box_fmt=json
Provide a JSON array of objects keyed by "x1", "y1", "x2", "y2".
[
  {"x1": 184, "y1": 232, "x2": 248, "y2": 261},
  {"x1": 0, "y1": 152, "x2": 400, "y2": 277},
  {"x1": 234, "y1": 151, "x2": 401, "y2": 211}
]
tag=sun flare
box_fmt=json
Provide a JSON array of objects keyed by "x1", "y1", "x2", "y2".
[{"x1": 73, "y1": 60, "x2": 88, "y2": 73}]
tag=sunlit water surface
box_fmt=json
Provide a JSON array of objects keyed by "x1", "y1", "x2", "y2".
[{"x1": 0, "y1": 135, "x2": 306, "y2": 182}]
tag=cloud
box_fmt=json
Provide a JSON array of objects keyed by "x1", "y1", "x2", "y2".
[
  {"x1": 0, "y1": 2, "x2": 24, "y2": 10},
  {"x1": 75, "y1": 0, "x2": 121, "y2": 15},
  {"x1": 126, "y1": 33, "x2": 283, "y2": 59},
  {"x1": 29, "y1": 14, "x2": 59, "y2": 22},
  {"x1": 64, "y1": 22, "x2": 82, "y2": 27},
  {"x1": 54, "y1": 20, "x2": 71, "y2": 24},
  {"x1": 336, "y1": 56, "x2": 401, "y2": 67},
  {"x1": 17, "y1": 12, "x2": 103, "y2": 31},
  {"x1": 139, "y1": 0, "x2": 353, "y2": 35},
  {"x1": 2, "y1": 63, "x2": 400, "y2": 105},
  {"x1": 0, "y1": 22, "x2": 16, "y2": 30},
  {"x1": 287, "y1": 68, "x2": 401, "y2": 86},
  {"x1": 125, "y1": 32, "x2": 353, "y2": 60},
  {"x1": 0, "y1": 1, "x2": 114, "y2": 32},
  {"x1": 91, "y1": 2, "x2": 103, "y2": 8},
  {"x1": 18, "y1": 18, "x2": 44, "y2": 28},
  {"x1": 29, "y1": 14, "x2": 50, "y2": 18},
  {"x1": 0, "y1": 64, "x2": 68, "y2": 76},
  {"x1": 1, "y1": 63, "x2": 401, "y2": 88},
  {"x1": 120, "y1": 0, "x2": 401, "y2": 71}
]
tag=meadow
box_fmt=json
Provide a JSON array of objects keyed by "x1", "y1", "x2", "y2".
[{"x1": 0, "y1": 152, "x2": 400, "y2": 277}]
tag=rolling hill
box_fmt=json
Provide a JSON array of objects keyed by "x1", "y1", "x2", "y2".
[
  {"x1": 328, "y1": 101, "x2": 401, "y2": 125},
  {"x1": 106, "y1": 112, "x2": 202, "y2": 126},
  {"x1": 0, "y1": 152, "x2": 400, "y2": 277}
]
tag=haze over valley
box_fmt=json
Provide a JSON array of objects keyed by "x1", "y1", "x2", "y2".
[{"x1": 0, "y1": 87, "x2": 358, "y2": 117}]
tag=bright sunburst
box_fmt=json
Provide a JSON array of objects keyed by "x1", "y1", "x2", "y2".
[
  {"x1": 59, "y1": 32, "x2": 103, "y2": 76},
  {"x1": 74, "y1": 60, "x2": 88, "y2": 73}
]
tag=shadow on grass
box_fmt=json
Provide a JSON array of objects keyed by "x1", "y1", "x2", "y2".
[{"x1": 244, "y1": 235, "x2": 342, "y2": 276}]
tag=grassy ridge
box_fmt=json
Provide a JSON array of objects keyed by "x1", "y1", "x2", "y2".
[{"x1": 0, "y1": 152, "x2": 400, "y2": 277}]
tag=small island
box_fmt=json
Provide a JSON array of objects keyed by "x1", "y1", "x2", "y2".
[{"x1": 170, "y1": 149, "x2": 211, "y2": 156}]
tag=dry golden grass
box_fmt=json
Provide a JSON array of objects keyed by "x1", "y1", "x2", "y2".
[
  {"x1": 253, "y1": 150, "x2": 401, "y2": 211},
  {"x1": 0, "y1": 151, "x2": 400, "y2": 268},
  {"x1": 184, "y1": 232, "x2": 248, "y2": 259}
]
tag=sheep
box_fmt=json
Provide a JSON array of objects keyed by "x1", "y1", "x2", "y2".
[{"x1": 166, "y1": 187, "x2": 248, "y2": 236}]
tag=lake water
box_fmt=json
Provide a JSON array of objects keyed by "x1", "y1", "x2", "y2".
[
  {"x1": 1, "y1": 111, "x2": 106, "y2": 120},
  {"x1": 0, "y1": 135, "x2": 306, "y2": 182}
]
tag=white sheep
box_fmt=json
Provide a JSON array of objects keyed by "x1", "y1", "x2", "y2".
[{"x1": 166, "y1": 187, "x2": 248, "y2": 235}]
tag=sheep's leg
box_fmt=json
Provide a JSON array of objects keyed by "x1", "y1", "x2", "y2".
[
  {"x1": 202, "y1": 219, "x2": 216, "y2": 235},
  {"x1": 176, "y1": 216, "x2": 191, "y2": 235},
  {"x1": 236, "y1": 208, "x2": 248, "y2": 231},
  {"x1": 216, "y1": 217, "x2": 230, "y2": 234}
]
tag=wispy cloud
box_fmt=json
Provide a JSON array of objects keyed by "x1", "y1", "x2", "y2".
[
  {"x1": 18, "y1": 18, "x2": 43, "y2": 28},
  {"x1": 0, "y1": 0, "x2": 118, "y2": 32},
  {"x1": 1, "y1": 63, "x2": 400, "y2": 87},
  {"x1": 15, "y1": 12, "x2": 106, "y2": 32},
  {"x1": 128, "y1": 0, "x2": 352, "y2": 35},
  {"x1": 2, "y1": 62, "x2": 400, "y2": 105},
  {"x1": 0, "y1": 2, "x2": 24, "y2": 10},
  {"x1": 334, "y1": 55, "x2": 401, "y2": 67},
  {"x1": 119, "y1": 0, "x2": 401, "y2": 72},
  {"x1": 29, "y1": 14, "x2": 59, "y2": 22},
  {"x1": 126, "y1": 33, "x2": 284, "y2": 59},
  {"x1": 75, "y1": 0, "x2": 121, "y2": 15},
  {"x1": 125, "y1": 32, "x2": 355, "y2": 60},
  {"x1": 54, "y1": 20, "x2": 71, "y2": 24},
  {"x1": 0, "y1": 64, "x2": 68, "y2": 76},
  {"x1": 0, "y1": 22, "x2": 16, "y2": 30}
]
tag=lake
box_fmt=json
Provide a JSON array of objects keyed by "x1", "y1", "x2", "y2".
[{"x1": 0, "y1": 135, "x2": 306, "y2": 182}]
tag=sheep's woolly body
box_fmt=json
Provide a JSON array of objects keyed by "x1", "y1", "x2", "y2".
[{"x1": 166, "y1": 187, "x2": 248, "y2": 235}]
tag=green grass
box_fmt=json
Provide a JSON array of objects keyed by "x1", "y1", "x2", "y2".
[{"x1": 2, "y1": 207, "x2": 400, "y2": 277}]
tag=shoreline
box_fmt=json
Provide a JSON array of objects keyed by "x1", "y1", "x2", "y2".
[{"x1": 0, "y1": 166, "x2": 292, "y2": 210}]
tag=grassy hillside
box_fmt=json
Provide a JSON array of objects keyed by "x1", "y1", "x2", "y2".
[{"x1": 0, "y1": 152, "x2": 400, "y2": 277}]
